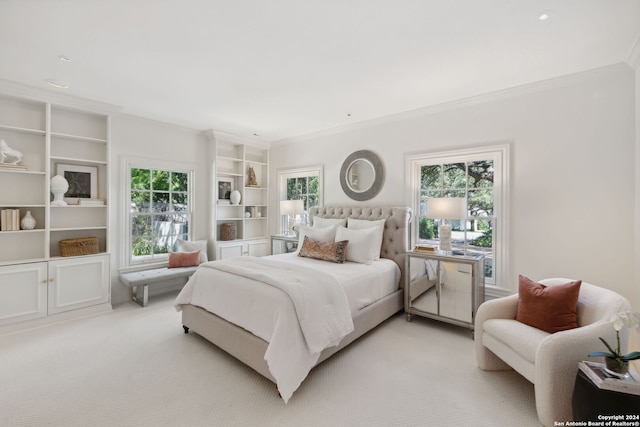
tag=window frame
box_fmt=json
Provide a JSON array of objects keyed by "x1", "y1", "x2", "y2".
[
  {"x1": 121, "y1": 156, "x2": 196, "y2": 269},
  {"x1": 405, "y1": 144, "x2": 510, "y2": 290},
  {"x1": 277, "y1": 165, "x2": 324, "y2": 233}
]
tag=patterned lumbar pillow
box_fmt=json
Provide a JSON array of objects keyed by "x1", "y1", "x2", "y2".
[{"x1": 298, "y1": 236, "x2": 348, "y2": 264}]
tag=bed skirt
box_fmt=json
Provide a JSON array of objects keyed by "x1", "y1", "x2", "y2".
[{"x1": 181, "y1": 288, "x2": 404, "y2": 384}]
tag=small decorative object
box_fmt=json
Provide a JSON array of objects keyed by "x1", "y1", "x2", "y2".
[
  {"x1": 0, "y1": 139, "x2": 24, "y2": 165},
  {"x1": 59, "y1": 237, "x2": 99, "y2": 257},
  {"x1": 57, "y1": 163, "x2": 98, "y2": 204},
  {"x1": 589, "y1": 311, "x2": 640, "y2": 378},
  {"x1": 220, "y1": 223, "x2": 236, "y2": 241},
  {"x1": 230, "y1": 190, "x2": 241, "y2": 205},
  {"x1": 217, "y1": 178, "x2": 233, "y2": 204},
  {"x1": 50, "y1": 175, "x2": 69, "y2": 206},
  {"x1": 256, "y1": 211, "x2": 262, "y2": 218},
  {"x1": 245, "y1": 211, "x2": 251, "y2": 218},
  {"x1": 247, "y1": 166, "x2": 258, "y2": 187},
  {"x1": 20, "y1": 211, "x2": 36, "y2": 230}
]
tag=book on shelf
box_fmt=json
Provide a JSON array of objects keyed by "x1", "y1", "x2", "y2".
[
  {"x1": 414, "y1": 244, "x2": 437, "y2": 253},
  {"x1": 0, "y1": 208, "x2": 20, "y2": 231},
  {"x1": 78, "y1": 198, "x2": 105, "y2": 206},
  {"x1": 578, "y1": 361, "x2": 640, "y2": 396},
  {"x1": 0, "y1": 163, "x2": 27, "y2": 170}
]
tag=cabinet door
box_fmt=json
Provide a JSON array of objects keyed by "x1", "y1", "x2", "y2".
[
  {"x1": 407, "y1": 256, "x2": 438, "y2": 315},
  {"x1": 48, "y1": 255, "x2": 109, "y2": 314},
  {"x1": 438, "y1": 261, "x2": 472, "y2": 323},
  {"x1": 217, "y1": 242, "x2": 244, "y2": 260},
  {"x1": 0, "y1": 262, "x2": 47, "y2": 325},
  {"x1": 246, "y1": 239, "x2": 268, "y2": 257}
]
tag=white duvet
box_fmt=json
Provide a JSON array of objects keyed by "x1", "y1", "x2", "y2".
[{"x1": 174, "y1": 253, "x2": 400, "y2": 402}]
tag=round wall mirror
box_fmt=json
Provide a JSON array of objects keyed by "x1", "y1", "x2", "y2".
[{"x1": 340, "y1": 150, "x2": 384, "y2": 201}]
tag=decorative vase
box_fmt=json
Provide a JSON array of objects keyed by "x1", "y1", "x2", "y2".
[
  {"x1": 20, "y1": 210, "x2": 36, "y2": 230},
  {"x1": 605, "y1": 357, "x2": 629, "y2": 377},
  {"x1": 230, "y1": 190, "x2": 241, "y2": 205},
  {"x1": 50, "y1": 175, "x2": 69, "y2": 206}
]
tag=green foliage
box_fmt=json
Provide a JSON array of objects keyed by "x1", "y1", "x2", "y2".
[
  {"x1": 130, "y1": 167, "x2": 189, "y2": 259},
  {"x1": 418, "y1": 217, "x2": 438, "y2": 240},
  {"x1": 471, "y1": 229, "x2": 492, "y2": 247},
  {"x1": 287, "y1": 175, "x2": 319, "y2": 210}
]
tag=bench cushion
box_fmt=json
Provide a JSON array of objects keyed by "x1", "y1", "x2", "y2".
[{"x1": 120, "y1": 266, "x2": 198, "y2": 287}]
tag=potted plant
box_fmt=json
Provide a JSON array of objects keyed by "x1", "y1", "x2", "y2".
[{"x1": 589, "y1": 311, "x2": 640, "y2": 377}]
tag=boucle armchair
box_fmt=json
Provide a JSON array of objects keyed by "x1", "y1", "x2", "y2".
[{"x1": 474, "y1": 278, "x2": 631, "y2": 427}]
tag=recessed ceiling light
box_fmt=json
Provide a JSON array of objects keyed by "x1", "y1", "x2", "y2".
[
  {"x1": 253, "y1": 132, "x2": 260, "y2": 136},
  {"x1": 58, "y1": 55, "x2": 71, "y2": 62},
  {"x1": 347, "y1": 113, "x2": 352, "y2": 117},
  {"x1": 538, "y1": 10, "x2": 553, "y2": 21},
  {"x1": 46, "y1": 80, "x2": 69, "y2": 89}
]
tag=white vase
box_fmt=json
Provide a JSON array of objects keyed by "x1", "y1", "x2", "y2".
[
  {"x1": 21, "y1": 210, "x2": 36, "y2": 230},
  {"x1": 230, "y1": 190, "x2": 241, "y2": 205},
  {"x1": 50, "y1": 175, "x2": 69, "y2": 206}
]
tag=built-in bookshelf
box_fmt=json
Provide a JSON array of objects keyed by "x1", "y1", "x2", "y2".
[
  {"x1": 0, "y1": 93, "x2": 111, "y2": 328},
  {"x1": 206, "y1": 130, "x2": 269, "y2": 260}
]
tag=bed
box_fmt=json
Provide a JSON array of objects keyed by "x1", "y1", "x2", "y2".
[{"x1": 175, "y1": 206, "x2": 411, "y2": 402}]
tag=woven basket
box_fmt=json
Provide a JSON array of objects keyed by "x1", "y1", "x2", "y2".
[
  {"x1": 59, "y1": 237, "x2": 99, "y2": 257},
  {"x1": 220, "y1": 223, "x2": 236, "y2": 241}
]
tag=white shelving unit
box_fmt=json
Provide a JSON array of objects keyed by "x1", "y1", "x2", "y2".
[
  {"x1": 0, "y1": 94, "x2": 112, "y2": 330},
  {"x1": 207, "y1": 131, "x2": 269, "y2": 260}
]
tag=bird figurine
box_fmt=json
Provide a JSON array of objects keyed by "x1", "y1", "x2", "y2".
[{"x1": 0, "y1": 139, "x2": 24, "y2": 165}]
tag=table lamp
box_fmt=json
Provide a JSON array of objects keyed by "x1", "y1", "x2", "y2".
[
  {"x1": 280, "y1": 199, "x2": 304, "y2": 236},
  {"x1": 426, "y1": 197, "x2": 467, "y2": 251}
]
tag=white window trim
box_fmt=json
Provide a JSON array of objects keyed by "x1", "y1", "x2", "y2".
[
  {"x1": 405, "y1": 143, "x2": 510, "y2": 292},
  {"x1": 120, "y1": 155, "x2": 196, "y2": 271},
  {"x1": 277, "y1": 165, "x2": 324, "y2": 230}
]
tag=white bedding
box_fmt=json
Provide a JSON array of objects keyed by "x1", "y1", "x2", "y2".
[{"x1": 174, "y1": 253, "x2": 400, "y2": 402}]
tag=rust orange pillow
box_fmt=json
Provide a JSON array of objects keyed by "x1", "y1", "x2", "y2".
[
  {"x1": 168, "y1": 250, "x2": 201, "y2": 268},
  {"x1": 298, "y1": 236, "x2": 348, "y2": 264},
  {"x1": 515, "y1": 275, "x2": 582, "y2": 333}
]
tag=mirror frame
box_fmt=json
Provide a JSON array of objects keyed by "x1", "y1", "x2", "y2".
[{"x1": 339, "y1": 150, "x2": 384, "y2": 201}]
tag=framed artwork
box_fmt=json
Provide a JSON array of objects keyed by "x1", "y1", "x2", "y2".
[
  {"x1": 217, "y1": 178, "x2": 233, "y2": 204},
  {"x1": 57, "y1": 163, "x2": 98, "y2": 204}
]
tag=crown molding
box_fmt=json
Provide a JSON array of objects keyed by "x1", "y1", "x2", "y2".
[
  {"x1": 203, "y1": 129, "x2": 270, "y2": 149},
  {"x1": 0, "y1": 79, "x2": 122, "y2": 114},
  {"x1": 271, "y1": 63, "x2": 632, "y2": 147}
]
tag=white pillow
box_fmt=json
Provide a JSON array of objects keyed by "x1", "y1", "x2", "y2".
[
  {"x1": 335, "y1": 225, "x2": 378, "y2": 264},
  {"x1": 313, "y1": 217, "x2": 347, "y2": 228},
  {"x1": 295, "y1": 225, "x2": 337, "y2": 254},
  {"x1": 347, "y1": 218, "x2": 385, "y2": 260},
  {"x1": 176, "y1": 239, "x2": 208, "y2": 264}
]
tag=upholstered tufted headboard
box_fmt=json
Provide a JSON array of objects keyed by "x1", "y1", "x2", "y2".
[{"x1": 308, "y1": 206, "x2": 412, "y2": 286}]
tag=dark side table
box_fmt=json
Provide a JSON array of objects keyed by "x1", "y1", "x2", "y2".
[{"x1": 572, "y1": 369, "x2": 640, "y2": 421}]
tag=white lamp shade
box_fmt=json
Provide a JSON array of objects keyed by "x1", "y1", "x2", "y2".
[
  {"x1": 426, "y1": 197, "x2": 467, "y2": 220},
  {"x1": 280, "y1": 199, "x2": 304, "y2": 216}
]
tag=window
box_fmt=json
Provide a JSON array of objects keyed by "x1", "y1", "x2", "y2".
[
  {"x1": 123, "y1": 157, "x2": 195, "y2": 267},
  {"x1": 278, "y1": 166, "x2": 323, "y2": 232},
  {"x1": 406, "y1": 144, "x2": 509, "y2": 288}
]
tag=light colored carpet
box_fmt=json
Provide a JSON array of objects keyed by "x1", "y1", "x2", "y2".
[{"x1": 0, "y1": 293, "x2": 540, "y2": 427}]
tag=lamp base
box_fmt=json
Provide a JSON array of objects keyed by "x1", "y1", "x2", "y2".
[{"x1": 439, "y1": 223, "x2": 452, "y2": 251}]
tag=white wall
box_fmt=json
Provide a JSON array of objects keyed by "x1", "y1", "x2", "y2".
[
  {"x1": 269, "y1": 64, "x2": 636, "y2": 301},
  {"x1": 109, "y1": 115, "x2": 210, "y2": 305}
]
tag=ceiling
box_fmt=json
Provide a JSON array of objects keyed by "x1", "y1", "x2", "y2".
[{"x1": 1, "y1": 0, "x2": 639, "y2": 143}]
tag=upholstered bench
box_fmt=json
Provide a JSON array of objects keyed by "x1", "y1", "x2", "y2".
[{"x1": 120, "y1": 266, "x2": 198, "y2": 307}]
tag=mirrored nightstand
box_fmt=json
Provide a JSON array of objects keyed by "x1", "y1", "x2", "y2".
[{"x1": 271, "y1": 234, "x2": 299, "y2": 255}]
